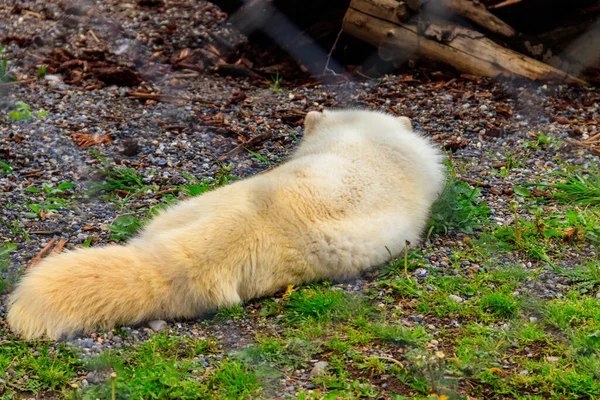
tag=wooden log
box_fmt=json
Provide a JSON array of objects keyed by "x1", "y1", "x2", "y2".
[
  {"x1": 350, "y1": 0, "x2": 410, "y2": 24},
  {"x1": 343, "y1": 7, "x2": 587, "y2": 85},
  {"x1": 352, "y1": 0, "x2": 515, "y2": 38},
  {"x1": 406, "y1": 0, "x2": 424, "y2": 11},
  {"x1": 440, "y1": 0, "x2": 516, "y2": 37}
]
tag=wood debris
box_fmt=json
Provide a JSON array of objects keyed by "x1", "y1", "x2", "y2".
[
  {"x1": 71, "y1": 132, "x2": 113, "y2": 148},
  {"x1": 26, "y1": 237, "x2": 68, "y2": 269}
]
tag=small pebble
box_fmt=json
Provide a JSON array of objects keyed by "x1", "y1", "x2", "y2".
[
  {"x1": 309, "y1": 361, "x2": 329, "y2": 378},
  {"x1": 449, "y1": 294, "x2": 464, "y2": 303},
  {"x1": 148, "y1": 320, "x2": 168, "y2": 332}
]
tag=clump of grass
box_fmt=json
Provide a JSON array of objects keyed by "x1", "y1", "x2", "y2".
[
  {"x1": 547, "y1": 164, "x2": 600, "y2": 206},
  {"x1": 560, "y1": 262, "x2": 600, "y2": 294},
  {"x1": 0, "y1": 160, "x2": 12, "y2": 175},
  {"x1": 368, "y1": 323, "x2": 430, "y2": 346},
  {"x1": 214, "y1": 304, "x2": 248, "y2": 321},
  {"x1": 21, "y1": 181, "x2": 76, "y2": 219},
  {"x1": 88, "y1": 150, "x2": 147, "y2": 196},
  {"x1": 246, "y1": 148, "x2": 272, "y2": 166},
  {"x1": 37, "y1": 65, "x2": 47, "y2": 79},
  {"x1": 268, "y1": 72, "x2": 285, "y2": 93},
  {"x1": 25, "y1": 182, "x2": 76, "y2": 195},
  {"x1": 81, "y1": 334, "x2": 215, "y2": 400},
  {"x1": 0, "y1": 338, "x2": 82, "y2": 398},
  {"x1": 206, "y1": 358, "x2": 262, "y2": 398},
  {"x1": 235, "y1": 336, "x2": 319, "y2": 370},
  {"x1": 429, "y1": 178, "x2": 490, "y2": 234},
  {"x1": 8, "y1": 101, "x2": 48, "y2": 121},
  {"x1": 543, "y1": 295, "x2": 600, "y2": 330},
  {"x1": 0, "y1": 45, "x2": 15, "y2": 82},
  {"x1": 108, "y1": 215, "x2": 145, "y2": 242},
  {"x1": 180, "y1": 164, "x2": 236, "y2": 198},
  {"x1": 479, "y1": 292, "x2": 520, "y2": 318},
  {"x1": 493, "y1": 207, "x2": 600, "y2": 263},
  {"x1": 283, "y1": 285, "x2": 372, "y2": 325},
  {"x1": 524, "y1": 131, "x2": 561, "y2": 150}
]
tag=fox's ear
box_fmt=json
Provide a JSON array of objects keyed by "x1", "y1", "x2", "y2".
[
  {"x1": 397, "y1": 116, "x2": 412, "y2": 130},
  {"x1": 304, "y1": 110, "x2": 326, "y2": 135}
]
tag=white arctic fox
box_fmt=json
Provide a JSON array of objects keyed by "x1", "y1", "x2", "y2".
[{"x1": 7, "y1": 109, "x2": 445, "y2": 339}]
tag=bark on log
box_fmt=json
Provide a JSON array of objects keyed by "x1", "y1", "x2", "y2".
[
  {"x1": 351, "y1": 0, "x2": 410, "y2": 23},
  {"x1": 440, "y1": 0, "x2": 515, "y2": 37},
  {"x1": 343, "y1": 7, "x2": 587, "y2": 85},
  {"x1": 406, "y1": 0, "x2": 424, "y2": 11}
]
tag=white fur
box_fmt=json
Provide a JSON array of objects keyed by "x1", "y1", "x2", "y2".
[{"x1": 7, "y1": 109, "x2": 445, "y2": 339}]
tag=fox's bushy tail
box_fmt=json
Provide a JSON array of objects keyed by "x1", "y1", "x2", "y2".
[{"x1": 7, "y1": 245, "x2": 177, "y2": 339}]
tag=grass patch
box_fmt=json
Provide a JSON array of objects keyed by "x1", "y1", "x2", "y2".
[
  {"x1": 479, "y1": 291, "x2": 520, "y2": 318},
  {"x1": 0, "y1": 45, "x2": 15, "y2": 82},
  {"x1": 559, "y1": 261, "x2": 600, "y2": 294},
  {"x1": 7, "y1": 101, "x2": 48, "y2": 121},
  {"x1": 429, "y1": 178, "x2": 490, "y2": 234},
  {"x1": 545, "y1": 163, "x2": 600, "y2": 206},
  {"x1": 107, "y1": 214, "x2": 145, "y2": 242},
  {"x1": 493, "y1": 206, "x2": 600, "y2": 263},
  {"x1": 79, "y1": 334, "x2": 227, "y2": 400},
  {"x1": 281, "y1": 285, "x2": 372, "y2": 325},
  {"x1": 0, "y1": 336, "x2": 82, "y2": 397}
]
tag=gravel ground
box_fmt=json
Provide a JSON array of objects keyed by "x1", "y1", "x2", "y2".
[{"x1": 1, "y1": 0, "x2": 599, "y2": 397}]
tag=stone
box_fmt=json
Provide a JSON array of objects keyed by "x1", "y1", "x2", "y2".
[
  {"x1": 309, "y1": 361, "x2": 329, "y2": 378},
  {"x1": 449, "y1": 294, "x2": 464, "y2": 303},
  {"x1": 148, "y1": 319, "x2": 168, "y2": 332}
]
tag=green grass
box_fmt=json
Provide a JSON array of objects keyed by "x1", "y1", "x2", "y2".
[
  {"x1": 37, "y1": 65, "x2": 47, "y2": 79},
  {"x1": 107, "y1": 214, "x2": 145, "y2": 242},
  {"x1": 268, "y1": 72, "x2": 285, "y2": 93},
  {"x1": 0, "y1": 160, "x2": 12, "y2": 175},
  {"x1": 19, "y1": 181, "x2": 77, "y2": 219},
  {"x1": 245, "y1": 148, "x2": 272, "y2": 167},
  {"x1": 547, "y1": 163, "x2": 600, "y2": 206},
  {"x1": 0, "y1": 45, "x2": 15, "y2": 82},
  {"x1": 428, "y1": 177, "x2": 491, "y2": 234},
  {"x1": 87, "y1": 150, "x2": 151, "y2": 208},
  {"x1": 279, "y1": 284, "x2": 373, "y2": 325},
  {"x1": 7, "y1": 101, "x2": 48, "y2": 121},
  {"x1": 523, "y1": 131, "x2": 561, "y2": 150},
  {"x1": 559, "y1": 261, "x2": 600, "y2": 294},
  {"x1": 0, "y1": 335, "x2": 83, "y2": 398},
  {"x1": 492, "y1": 206, "x2": 600, "y2": 264}
]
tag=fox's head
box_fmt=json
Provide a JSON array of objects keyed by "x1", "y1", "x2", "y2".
[{"x1": 303, "y1": 109, "x2": 413, "y2": 137}]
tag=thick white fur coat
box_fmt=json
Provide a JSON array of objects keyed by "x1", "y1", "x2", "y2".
[{"x1": 7, "y1": 109, "x2": 445, "y2": 339}]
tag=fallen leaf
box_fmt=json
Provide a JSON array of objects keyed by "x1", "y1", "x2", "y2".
[{"x1": 71, "y1": 132, "x2": 112, "y2": 148}]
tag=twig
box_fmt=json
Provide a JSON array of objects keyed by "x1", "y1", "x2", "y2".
[
  {"x1": 0, "y1": 79, "x2": 36, "y2": 87},
  {"x1": 372, "y1": 356, "x2": 405, "y2": 369},
  {"x1": 168, "y1": 72, "x2": 201, "y2": 79},
  {"x1": 155, "y1": 188, "x2": 180, "y2": 196},
  {"x1": 219, "y1": 132, "x2": 272, "y2": 161},
  {"x1": 322, "y1": 28, "x2": 345, "y2": 77},
  {"x1": 489, "y1": 0, "x2": 522, "y2": 8},
  {"x1": 88, "y1": 29, "x2": 100, "y2": 43},
  {"x1": 26, "y1": 238, "x2": 56, "y2": 269},
  {"x1": 127, "y1": 91, "x2": 191, "y2": 103},
  {"x1": 50, "y1": 237, "x2": 67, "y2": 255},
  {"x1": 404, "y1": 240, "x2": 410, "y2": 278},
  {"x1": 457, "y1": 175, "x2": 490, "y2": 188},
  {"x1": 23, "y1": 9, "x2": 44, "y2": 18}
]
